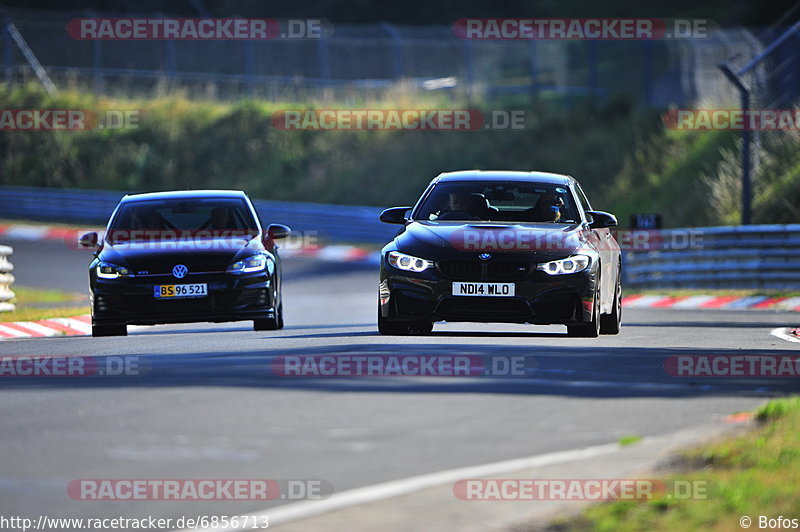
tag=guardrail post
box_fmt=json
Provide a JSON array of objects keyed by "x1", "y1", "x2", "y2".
[
  {"x1": 528, "y1": 39, "x2": 539, "y2": 106},
  {"x1": 92, "y1": 38, "x2": 103, "y2": 95},
  {"x1": 0, "y1": 245, "x2": 15, "y2": 313},
  {"x1": 243, "y1": 39, "x2": 255, "y2": 97},
  {"x1": 3, "y1": 21, "x2": 12, "y2": 87},
  {"x1": 718, "y1": 63, "x2": 752, "y2": 225},
  {"x1": 462, "y1": 39, "x2": 474, "y2": 104},
  {"x1": 587, "y1": 40, "x2": 598, "y2": 110},
  {"x1": 379, "y1": 22, "x2": 404, "y2": 80},
  {"x1": 317, "y1": 33, "x2": 331, "y2": 87},
  {"x1": 642, "y1": 40, "x2": 654, "y2": 108}
]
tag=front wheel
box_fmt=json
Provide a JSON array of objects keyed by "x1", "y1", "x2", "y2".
[
  {"x1": 254, "y1": 303, "x2": 283, "y2": 331},
  {"x1": 378, "y1": 307, "x2": 433, "y2": 335},
  {"x1": 567, "y1": 290, "x2": 600, "y2": 338},
  {"x1": 600, "y1": 270, "x2": 621, "y2": 335}
]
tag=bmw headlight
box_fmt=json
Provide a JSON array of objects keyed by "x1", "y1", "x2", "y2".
[
  {"x1": 96, "y1": 262, "x2": 130, "y2": 279},
  {"x1": 387, "y1": 251, "x2": 434, "y2": 272},
  {"x1": 228, "y1": 254, "x2": 272, "y2": 274},
  {"x1": 536, "y1": 254, "x2": 591, "y2": 275}
]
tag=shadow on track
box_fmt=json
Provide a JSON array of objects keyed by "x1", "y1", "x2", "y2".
[{"x1": 2, "y1": 343, "x2": 797, "y2": 398}]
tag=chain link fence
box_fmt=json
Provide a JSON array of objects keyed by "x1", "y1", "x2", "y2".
[{"x1": 0, "y1": 7, "x2": 776, "y2": 108}]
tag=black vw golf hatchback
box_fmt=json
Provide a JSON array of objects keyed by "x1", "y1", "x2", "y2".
[
  {"x1": 378, "y1": 171, "x2": 622, "y2": 337},
  {"x1": 80, "y1": 190, "x2": 290, "y2": 337}
]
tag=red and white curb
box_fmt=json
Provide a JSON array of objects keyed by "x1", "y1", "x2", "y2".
[
  {"x1": 0, "y1": 224, "x2": 89, "y2": 242},
  {"x1": 0, "y1": 314, "x2": 91, "y2": 339},
  {"x1": 622, "y1": 294, "x2": 800, "y2": 312}
]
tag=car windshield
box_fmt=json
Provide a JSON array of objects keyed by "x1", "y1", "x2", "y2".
[
  {"x1": 413, "y1": 181, "x2": 580, "y2": 223},
  {"x1": 108, "y1": 197, "x2": 259, "y2": 242}
]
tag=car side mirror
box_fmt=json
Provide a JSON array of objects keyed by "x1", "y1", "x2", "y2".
[
  {"x1": 380, "y1": 207, "x2": 411, "y2": 225},
  {"x1": 586, "y1": 210, "x2": 618, "y2": 229},
  {"x1": 266, "y1": 224, "x2": 292, "y2": 240},
  {"x1": 78, "y1": 231, "x2": 100, "y2": 250}
]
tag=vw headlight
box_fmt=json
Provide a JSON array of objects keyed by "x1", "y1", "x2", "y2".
[
  {"x1": 387, "y1": 251, "x2": 434, "y2": 272},
  {"x1": 537, "y1": 254, "x2": 591, "y2": 275},
  {"x1": 228, "y1": 254, "x2": 272, "y2": 274},
  {"x1": 96, "y1": 262, "x2": 130, "y2": 279}
]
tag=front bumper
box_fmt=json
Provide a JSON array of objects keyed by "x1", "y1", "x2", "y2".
[
  {"x1": 90, "y1": 272, "x2": 275, "y2": 326},
  {"x1": 380, "y1": 266, "x2": 597, "y2": 325}
]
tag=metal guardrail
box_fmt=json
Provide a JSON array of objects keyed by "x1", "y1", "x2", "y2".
[
  {"x1": 0, "y1": 245, "x2": 14, "y2": 313},
  {"x1": 0, "y1": 185, "x2": 399, "y2": 244},
  {"x1": 624, "y1": 225, "x2": 800, "y2": 290}
]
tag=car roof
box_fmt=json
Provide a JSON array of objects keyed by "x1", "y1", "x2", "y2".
[
  {"x1": 432, "y1": 170, "x2": 574, "y2": 185},
  {"x1": 120, "y1": 190, "x2": 249, "y2": 202}
]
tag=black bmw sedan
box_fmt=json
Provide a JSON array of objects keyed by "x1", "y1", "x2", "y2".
[
  {"x1": 79, "y1": 190, "x2": 290, "y2": 337},
  {"x1": 378, "y1": 171, "x2": 622, "y2": 337}
]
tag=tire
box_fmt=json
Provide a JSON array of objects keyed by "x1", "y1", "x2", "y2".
[
  {"x1": 600, "y1": 268, "x2": 622, "y2": 335},
  {"x1": 408, "y1": 321, "x2": 434, "y2": 334},
  {"x1": 567, "y1": 289, "x2": 600, "y2": 338},
  {"x1": 92, "y1": 323, "x2": 127, "y2": 337},
  {"x1": 377, "y1": 307, "x2": 433, "y2": 335},
  {"x1": 254, "y1": 303, "x2": 283, "y2": 331}
]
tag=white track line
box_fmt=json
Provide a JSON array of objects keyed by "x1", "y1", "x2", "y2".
[
  {"x1": 177, "y1": 442, "x2": 620, "y2": 532},
  {"x1": 771, "y1": 327, "x2": 800, "y2": 344}
]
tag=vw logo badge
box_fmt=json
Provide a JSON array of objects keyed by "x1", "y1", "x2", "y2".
[
  {"x1": 172, "y1": 264, "x2": 188, "y2": 279},
  {"x1": 478, "y1": 253, "x2": 492, "y2": 261}
]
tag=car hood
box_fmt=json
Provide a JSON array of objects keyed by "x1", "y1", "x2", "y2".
[
  {"x1": 392, "y1": 221, "x2": 588, "y2": 260},
  {"x1": 97, "y1": 237, "x2": 260, "y2": 274}
]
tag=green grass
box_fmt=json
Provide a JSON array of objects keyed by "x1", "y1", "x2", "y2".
[
  {"x1": 618, "y1": 435, "x2": 643, "y2": 446},
  {"x1": 0, "y1": 84, "x2": 661, "y2": 215},
  {"x1": 2, "y1": 84, "x2": 797, "y2": 228},
  {"x1": 1, "y1": 285, "x2": 88, "y2": 322},
  {"x1": 552, "y1": 397, "x2": 800, "y2": 532}
]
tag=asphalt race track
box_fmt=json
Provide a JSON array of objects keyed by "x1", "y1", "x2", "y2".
[{"x1": 1, "y1": 238, "x2": 798, "y2": 530}]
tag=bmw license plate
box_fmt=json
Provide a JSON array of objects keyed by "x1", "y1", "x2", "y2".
[
  {"x1": 452, "y1": 282, "x2": 515, "y2": 297},
  {"x1": 154, "y1": 283, "x2": 208, "y2": 299}
]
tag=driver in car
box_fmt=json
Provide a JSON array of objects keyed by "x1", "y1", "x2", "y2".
[
  {"x1": 447, "y1": 192, "x2": 474, "y2": 214},
  {"x1": 441, "y1": 192, "x2": 491, "y2": 219},
  {"x1": 526, "y1": 192, "x2": 564, "y2": 222}
]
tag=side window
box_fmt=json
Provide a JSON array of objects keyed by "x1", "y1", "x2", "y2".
[{"x1": 574, "y1": 184, "x2": 593, "y2": 220}]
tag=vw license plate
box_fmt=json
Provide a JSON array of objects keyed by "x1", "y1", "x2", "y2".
[
  {"x1": 452, "y1": 282, "x2": 515, "y2": 297},
  {"x1": 154, "y1": 283, "x2": 208, "y2": 299}
]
